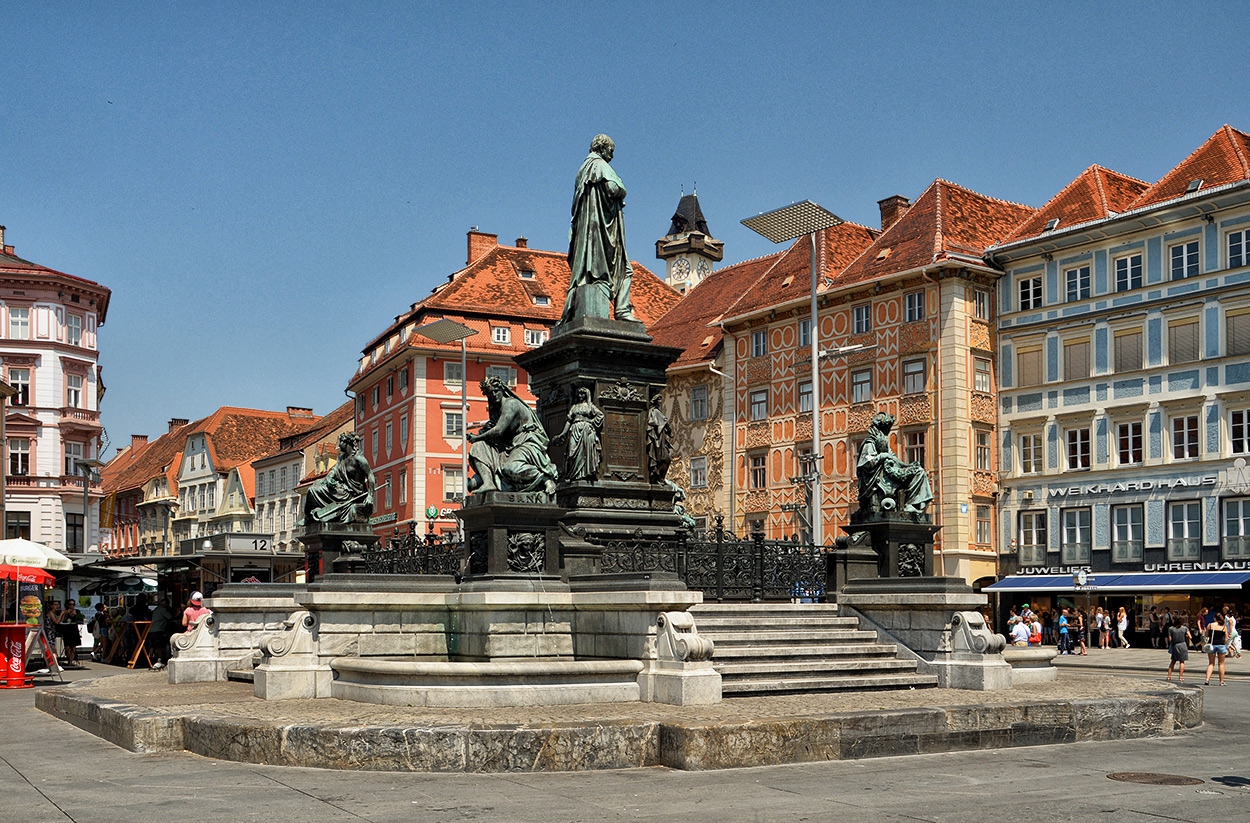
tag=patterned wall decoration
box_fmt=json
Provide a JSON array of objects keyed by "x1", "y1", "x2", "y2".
[{"x1": 663, "y1": 370, "x2": 726, "y2": 523}]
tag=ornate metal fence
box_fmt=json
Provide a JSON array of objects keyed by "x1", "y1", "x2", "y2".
[
  {"x1": 361, "y1": 523, "x2": 463, "y2": 576},
  {"x1": 596, "y1": 516, "x2": 830, "y2": 602}
]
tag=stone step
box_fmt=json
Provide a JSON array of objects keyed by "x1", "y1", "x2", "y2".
[
  {"x1": 716, "y1": 658, "x2": 917, "y2": 677},
  {"x1": 710, "y1": 643, "x2": 902, "y2": 660},
  {"x1": 721, "y1": 673, "x2": 939, "y2": 694},
  {"x1": 701, "y1": 629, "x2": 879, "y2": 644},
  {"x1": 693, "y1": 616, "x2": 860, "y2": 630},
  {"x1": 692, "y1": 603, "x2": 839, "y2": 614}
]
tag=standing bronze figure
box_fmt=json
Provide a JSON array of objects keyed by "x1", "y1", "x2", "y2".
[
  {"x1": 646, "y1": 394, "x2": 674, "y2": 484},
  {"x1": 553, "y1": 386, "x2": 604, "y2": 482},
  {"x1": 562, "y1": 134, "x2": 637, "y2": 323}
]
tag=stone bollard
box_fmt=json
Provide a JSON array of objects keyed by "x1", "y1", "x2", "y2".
[{"x1": 637, "y1": 611, "x2": 721, "y2": 705}]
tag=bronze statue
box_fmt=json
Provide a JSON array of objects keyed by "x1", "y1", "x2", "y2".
[
  {"x1": 302, "y1": 432, "x2": 376, "y2": 524},
  {"x1": 856, "y1": 412, "x2": 933, "y2": 516},
  {"x1": 552, "y1": 386, "x2": 603, "y2": 482},
  {"x1": 562, "y1": 134, "x2": 637, "y2": 323},
  {"x1": 647, "y1": 394, "x2": 673, "y2": 484},
  {"x1": 467, "y1": 377, "x2": 558, "y2": 497}
]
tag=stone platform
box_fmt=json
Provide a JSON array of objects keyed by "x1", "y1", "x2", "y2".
[{"x1": 36, "y1": 671, "x2": 1201, "y2": 773}]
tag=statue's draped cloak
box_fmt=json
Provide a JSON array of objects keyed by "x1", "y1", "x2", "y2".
[{"x1": 564, "y1": 152, "x2": 632, "y2": 321}]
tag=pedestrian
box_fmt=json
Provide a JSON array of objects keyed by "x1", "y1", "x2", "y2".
[
  {"x1": 181, "y1": 591, "x2": 212, "y2": 631},
  {"x1": 1029, "y1": 614, "x2": 1042, "y2": 646},
  {"x1": 1042, "y1": 609, "x2": 1054, "y2": 645},
  {"x1": 1057, "y1": 607, "x2": 1071, "y2": 654},
  {"x1": 1076, "y1": 608, "x2": 1088, "y2": 655},
  {"x1": 1204, "y1": 612, "x2": 1229, "y2": 686},
  {"x1": 87, "y1": 602, "x2": 110, "y2": 662},
  {"x1": 57, "y1": 600, "x2": 84, "y2": 667},
  {"x1": 1093, "y1": 607, "x2": 1105, "y2": 649},
  {"x1": 1148, "y1": 607, "x2": 1161, "y2": 649},
  {"x1": 1010, "y1": 618, "x2": 1030, "y2": 646},
  {"x1": 1166, "y1": 614, "x2": 1191, "y2": 683},
  {"x1": 148, "y1": 596, "x2": 174, "y2": 669},
  {"x1": 1117, "y1": 606, "x2": 1130, "y2": 649},
  {"x1": 1222, "y1": 607, "x2": 1241, "y2": 659}
]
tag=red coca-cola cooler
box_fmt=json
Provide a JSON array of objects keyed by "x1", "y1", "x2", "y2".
[{"x1": 0, "y1": 622, "x2": 32, "y2": 689}]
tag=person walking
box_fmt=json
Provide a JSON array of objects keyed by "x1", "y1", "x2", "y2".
[
  {"x1": 57, "y1": 600, "x2": 84, "y2": 667},
  {"x1": 1166, "y1": 615, "x2": 1191, "y2": 683},
  {"x1": 147, "y1": 596, "x2": 175, "y2": 669},
  {"x1": 1075, "y1": 609, "x2": 1088, "y2": 655},
  {"x1": 1117, "y1": 606, "x2": 1131, "y2": 649},
  {"x1": 1204, "y1": 612, "x2": 1229, "y2": 686},
  {"x1": 1223, "y1": 607, "x2": 1242, "y2": 659},
  {"x1": 1057, "y1": 607, "x2": 1071, "y2": 654}
]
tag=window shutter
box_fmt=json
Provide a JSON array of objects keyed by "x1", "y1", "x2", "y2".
[
  {"x1": 1064, "y1": 341, "x2": 1090, "y2": 380},
  {"x1": 1169, "y1": 321, "x2": 1199, "y2": 364},
  {"x1": 1228, "y1": 312, "x2": 1250, "y2": 356},
  {"x1": 1018, "y1": 349, "x2": 1042, "y2": 387},
  {"x1": 1114, "y1": 331, "x2": 1142, "y2": 372}
]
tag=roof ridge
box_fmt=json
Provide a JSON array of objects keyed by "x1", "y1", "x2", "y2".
[
  {"x1": 1087, "y1": 163, "x2": 1151, "y2": 187},
  {"x1": 1225, "y1": 124, "x2": 1250, "y2": 178},
  {"x1": 932, "y1": 177, "x2": 1036, "y2": 212}
]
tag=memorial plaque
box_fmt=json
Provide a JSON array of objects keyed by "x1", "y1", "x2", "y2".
[{"x1": 603, "y1": 409, "x2": 643, "y2": 474}]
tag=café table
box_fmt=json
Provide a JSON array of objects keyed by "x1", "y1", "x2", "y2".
[{"x1": 125, "y1": 620, "x2": 153, "y2": 669}]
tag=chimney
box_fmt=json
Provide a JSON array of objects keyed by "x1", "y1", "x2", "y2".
[
  {"x1": 515, "y1": 236, "x2": 528, "y2": 249},
  {"x1": 130, "y1": 434, "x2": 150, "y2": 450},
  {"x1": 0, "y1": 226, "x2": 5, "y2": 247},
  {"x1": 168, "y1": 418, "x2": 189, "y2": 432},
  {"x1": 878, "y1": 195, "x2": 911, "y2": 232},
  {"x1": 467, "y1": 228, "x2": 498, "y2": 264},
  {"x1": 287, "y1": 405, "x2": 315, "y2": 419}
]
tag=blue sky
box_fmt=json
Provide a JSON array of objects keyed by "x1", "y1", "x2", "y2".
[{"x1": 2, "y1": 2, "x2": 1246, "y2": 455}]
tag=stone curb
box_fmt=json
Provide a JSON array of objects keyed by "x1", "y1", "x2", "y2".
[{"x1": 35, "y1": 686, "x2": 1202, "y2": 773}]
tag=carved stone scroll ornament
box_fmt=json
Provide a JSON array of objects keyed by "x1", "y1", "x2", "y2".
[
  {"x1": 656, "y1": 611, "x2": 715, "y2": 662},
  {"x1": 507, "y1": 531, "x2": 545, "y2": 573},
  {"x1": 950, "y1": 611, "x2": 1007, "y2": 655},
  {"x1": 259, "y1": 611, "x2": 319, "y2": 659}
]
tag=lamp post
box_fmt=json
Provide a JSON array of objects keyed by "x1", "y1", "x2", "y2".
[
  {"x1": 742, "y1": 201, "x2": 843, "y2": 548},
  {"x1": 78, "y1": 458, "x2": 106, "y2": 554},
  {"x1": 414, "y1": 319, "x2": 479, "y2": 519}
]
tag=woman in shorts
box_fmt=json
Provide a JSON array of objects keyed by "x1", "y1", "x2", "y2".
[
  {"x1": 1166, "y1": 615, "x2": 1190, "y2": 683},
  {"x1": 1204, "y1": 612, "x2": 1229, "y2": 686}
]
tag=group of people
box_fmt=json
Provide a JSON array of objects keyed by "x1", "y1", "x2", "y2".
[
  {"x1": 1007, "y1": 603, "x2": 1108, "y2": 655},
  {"x1": 65, "y1": 591, "x2": 212, "y2": 670},
  {"x1": 1163, "y1": 606, "x2": 1242, "y2": 686}
]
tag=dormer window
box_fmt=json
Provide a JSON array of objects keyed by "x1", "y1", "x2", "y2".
[
  {"x1": 492, "y1": 326, "x2": 511, "y2": 345},
  {"x1": 519, "y1": 269, "x2": 536, "y2": 280},
  {"x1": 533, "y1": 295, "x2": 550, "y2": 306}
]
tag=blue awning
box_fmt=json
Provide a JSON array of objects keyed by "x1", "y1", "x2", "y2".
[{"x1": 984, "y1": 571, "x2": 1250, "y2": 593}]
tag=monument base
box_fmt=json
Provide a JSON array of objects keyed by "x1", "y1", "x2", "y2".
[
  {"x1": 299, "y1": 521, "x2": 379, "y2": 582},
  {"x1": 457, "y1": 493, "x2": 565, "y2": 576},
  {"x1": 843, "y1": 513, "x2": 940, "y2": 579}
]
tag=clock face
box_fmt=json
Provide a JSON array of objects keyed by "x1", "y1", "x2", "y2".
[
  {"x1": 672, "y1": 258, "x2": 692, "y2": 277},
  {"x1": 696, "y1": 259, "x2": 712, "y2": 276}
]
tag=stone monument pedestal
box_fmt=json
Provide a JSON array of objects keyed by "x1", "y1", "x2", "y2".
[
  {"x1": 299, "y1": 521, "x2": 380, "y2": 582},
  {"x1": 457, "y1": 491, "x2": 564, "y2": 576}
]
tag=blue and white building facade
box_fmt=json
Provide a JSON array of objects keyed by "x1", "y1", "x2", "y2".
[{"x1": 988, "y1": 129, "x2": 1250, "y2": 616}]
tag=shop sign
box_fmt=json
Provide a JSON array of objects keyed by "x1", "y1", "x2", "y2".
[
  {"x1": 369, "y1": 512, "x2": 398, "y2": 526},
  {"x1": 1047, "y1": 475, "x2": 1216, "y2": 498},
  {"x1": 426, "y1": 505, "x2": 459, "y2": 520},
  {"x1": 1144, "y1": 560, "x2": 1250, "y2": 572},
  {"x1": 1016, "y1": 565, "x2": 1091, "y2": 576}
]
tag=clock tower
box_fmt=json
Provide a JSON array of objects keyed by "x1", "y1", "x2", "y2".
[{"x1": 655, "y1": 192, "x2": 724, "y2": 294}]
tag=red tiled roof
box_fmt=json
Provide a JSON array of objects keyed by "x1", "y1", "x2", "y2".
[
  {"x1": 1126, "y1": 124, "x2": 1250, "y2": 211},
  {"x1": 832, "y1": 180, "x2": 1036, "y2": 287},
  {"x1": 724, "y1": 222, "x2": 879, "y2": 318},
  {"x1": 649, "y1": 254, "x2": 781, "y2": 368},
  {"x1": 1002, "y1": 165, "x2": 1150, "y2": 243},
  {"x1": 102, "y1": 419, "x2": 202, "y2": 496},
  {"x1": 192, "y1": 407, "x2": 320, "y2": 472}
]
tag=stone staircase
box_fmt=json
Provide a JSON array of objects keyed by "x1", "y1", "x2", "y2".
[{"x1": 690, "y1": 602, "x2": 938, "y2": 695}]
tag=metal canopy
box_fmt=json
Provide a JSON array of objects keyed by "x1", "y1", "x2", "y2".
[
  {"x1": 985, "y1": 571, "x2": 1250, "y2": 593},
  {"x1": 414, "y1": 318, "x2": 478, "y2": 344},
  {"x1": 741, "y1": 200, "x2": 844, "y2": 243}
]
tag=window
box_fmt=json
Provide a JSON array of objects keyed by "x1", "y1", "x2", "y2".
[
  {"x1": 1114, "y1": 329, "x2": 1142, "y2": 372},
  {"x1": 749, "y1": 389, "x2": 768, "y2": 421},
  {"x1": 533, "y1": 295, "x2": 550, "y2": 307},
  {"x1": 749, "y1": 454, "x2": 767, "y2": 489},
  {"x1": 974, "y1": 290, "x2": 989, "y2": 321},
  {"x1": 852, "y1": 369, "x2": 872, "y2": 403},
  {"x1": 1168, "y1": 320, "x2": 1199, "y2": 364},
  {"x1": 1066, "y1": 427, "x2": 1090, "y2": 470},
  {"x1": 1019, "y1": 511, "x2": 1047, "y2": 565},
  {"x1": 853, "y1": 304, "x2": 872, "y2": 334},
  {"x1": 399, "y1": 469, "x2": 407, "y2": 504},
  {"x1": 751, "y1": 329, "x2": 768, "y2": 358},
  {"x1": 963, "y1": 430, "x2": 987, "y2": 472},
  {"x1": 1061, "y1": 508, "x2": 1091, "y2": 564},
  {"x1": 1019, "y1": 276, "x2": 1042, "y2": 311},
  {"x1": 1118, "y1": 422, "x2": 1143, "y2": 465},
  {"x1": 1172, "y1": 415, "x2": 1199, "y2": 459},
  {"x1": 491, "y1": 326, "x2": 511, "y2": 345},
  {"x1": 398, "y1": 367, "x2": 409, "y2": 392},
  {"x1": 5, "y1": 511, "x2": 30, "y2": 540},
  {"x1": 443, "y1": 467, "x2": 463, "y2": 501},
  {"x1": 444, "y1": 411, "x2": 464, "y2": 438},
  {"x1": 370, "y1": 429, "x2": 378, "y2": 459},
  {"x1": 384, "y1": 474, "x2": 393, "y2": 508},
  {"x1": 905, "y1": 291, "x2": 924, "y2": 322},
  {"x1": 519, "y1": 269, "x2": 536, "y2": 280},
  {"x1": 485, "y1": 365, "x2": 517, "y2": 386},
  {"x1": 1167, "y1": 501, "x2": 1201, "y2": 559},
  {"x1": 1233, "y1": 409, "x2": 1250, "y2": 454},
  {"x1": 798, "y1": 318, "x2": 811, "y2": 348},
  {"x1": 443, "y1": 361, "x2": 463, "y2": 385},
  {"x1": 64, "y1": 513, "x2": 86, "y2": 552},
  {"x1": 386, "y1": 375, "x2": 394, "y2": 399},
  {"x1": 1229, "y1": 311, "x2": 1250, "y2": 356},
  {"x1": 385, "y1": 421, "x2": 393, "y2": 454},
  {"x1": 689, "y1": 456, "x2": 708, "y2": 488},
  {"x1": 1064, "y1": 339, "x2": 1089, "y2": 380},
  {"x1": 904, "y1": 431, "x2": 926, "y2": 466},
  {"x1": 974, "y1": 358, "x2": 991, "y2": 393},
  {"x1": 1112, "y1": 504, "x2": 1144, "y2": 562},
  {"x1": 1020, "y1": 433, "x2": 1041, "y2": 474},
  {"x1": 1231, "y1": 230, "x2": 1250, "y2": 269},
  {"x1": 371, "y1": 386, "x2": 380, "y2": 408},
  {"x1": 8, "y1": 438, "x2": 29, "y2": 475},
  {"x1": 1017, "y1": 348, "x2": 1042, "y2": 387},
  {"x1": 8, "y1": 368, "x2": 29, "y2": 406},
  {"x1": 525, "y1": 328, "x2": 549, "y2": 347},
  {"x1": 1170, "y1": 240, "x2": 1199, "y2": 280},
  {"x1": 1224, "y1": 498, "x2": 1250, "y2": 558},
  {"x1": 975, "y1": 505, "x2": 991, "y2": 545},
  {"x1": 399, "y1": 415, "x2": 409, "y2": 450},
  {"x1": 279, "y1": 467, "x2": 287, "y2": 491},
  {"x1": 67, "y1": 314, "x2": 83, "y2": 346},
  {"x1": 1065, "y1": 266, "x2": 1091, "y2": 302},
  {"x1": 798, "y1": 380, "x2": 813, "y2": 413},
  {"x1": 67, "y1": 374, "x2": 83, "y2": 408},
  {"x1": 64, "y1": 442, "x2": 83, "y2": 475},
  {"x1": 1114, "y1": 254, "x2": 1143, "y2": 292},
  {"x1": 902, "y1": 359, "x2": 926, "y2": 394},
  {"x1": 9, "y1": 307, "x2": 29, "y2": 340},
  {"x1": 690, "y1": 385, "x2": 708, "y2": 421}
]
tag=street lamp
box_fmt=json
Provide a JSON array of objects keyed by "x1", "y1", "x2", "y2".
[
  {"x1": 414, "y1": 319, "x2": 479, "y2": 513},
  {"x1": 742, "y1": 201, "x2": 844, "y2": 547},
  {"x1": 78, "y1": 458, "x2": 106, "y2": 554}
]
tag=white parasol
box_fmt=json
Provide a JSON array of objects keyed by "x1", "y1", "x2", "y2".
[{"x1": 0, "y1": 539, "x2": 72, "y2": 624}]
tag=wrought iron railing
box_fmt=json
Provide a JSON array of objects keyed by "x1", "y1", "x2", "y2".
[
  {"x1": 595, "y1": 515, "x2": 830, "y2": 602},
  {"x1": 361, "y1": 523, "x2": 463, "y2": 576}
]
